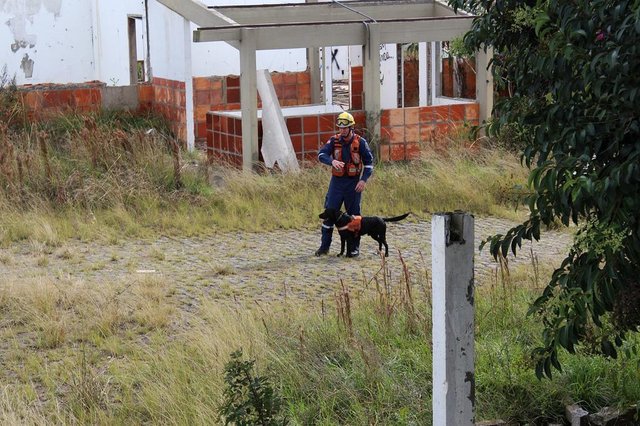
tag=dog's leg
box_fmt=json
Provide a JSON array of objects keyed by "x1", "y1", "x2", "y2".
[{"x1": 338, "y1": 234, "x2": 346, "y2": 257}]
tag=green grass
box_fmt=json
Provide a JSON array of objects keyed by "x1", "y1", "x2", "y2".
[
  {"x1": 1, "y1": 259, "x2": 638, "y2": 424},
  {"x1": 1, "y1": 109, "x2": 528, "y2": 244},
  {"x1": 2, "y1": 108, "x2": 637, "y2": 424}
]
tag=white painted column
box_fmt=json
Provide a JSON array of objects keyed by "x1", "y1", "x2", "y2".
[
  {"x1": 363, "y1": 24, "x2": 381, "y2": 139},
  {"x1": 90, "y1": 0, "x2": 102, "y2": 81},
  {"x1": 306, "y1": 0, "x2": 321, "y2": 104},
  {"x1": 432, "y1": 212, "x2": 475, "y2": 426},
  {"x1": 240, "y1": 28, "x2": 258, "y2": 172},
  {"x1": 322, "y1": 47, "x2": 333, "y2": 106},
  {"x1": 475, "y1": 47, "x2": 494, "y2": 127},
  {"x1": 183, "y1": 18, "x2": 195, "y2": 151},
  {"x1": 419, "y1": 42, "x2": 428, "y2": 107}
]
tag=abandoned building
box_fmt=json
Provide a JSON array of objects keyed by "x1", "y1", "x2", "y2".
[{"x1": 0, "y1": 0, "x2": 493, "y2": 171}]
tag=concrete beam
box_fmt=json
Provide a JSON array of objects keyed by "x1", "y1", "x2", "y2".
[
  {"x1": 213, "y1": 1, "x2": 436, "y2": 24},
  {"x1": 194, "y1": 16, "x2": 473, "y2": 50},
  {"x1": 155, "y1": 0, "x2": 239, "y2": 49}
]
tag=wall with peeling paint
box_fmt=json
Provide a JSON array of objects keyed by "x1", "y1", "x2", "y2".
[
  {"x1": 0, "y1": 0, "x2": 305, "y2": 87},
  {"x1": 1, "y1": 0, "x2": 94, "y2": 84}
]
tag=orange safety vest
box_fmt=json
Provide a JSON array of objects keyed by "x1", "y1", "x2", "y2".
[
  {"x1": 338, "y1": 216, "x2": 362, "y2": 235},
  {"x1": 332, "y1": 134, "x2": 362, "y2": 178}
]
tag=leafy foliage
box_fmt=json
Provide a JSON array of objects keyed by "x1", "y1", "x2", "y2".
[
  {"x1": 219, "y1": 349, "x2": 287, "y2": 426},
  {"x1": 449, "y1": 0, "x2": 640, "y2": 377}
]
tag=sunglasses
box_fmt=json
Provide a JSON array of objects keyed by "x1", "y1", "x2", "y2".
[{"x1": 336, "y1": 118, "x2": 352, "y2": 126}]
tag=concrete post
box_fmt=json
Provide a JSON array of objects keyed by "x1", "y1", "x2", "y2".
[
  {"x1": 363, "y1": 24, "x2": 381, "y2": 140},
  {"x1": 432, "y1": 212, "x2": 475, "y2": 426},
  {"x1": 475, "y1": 47, "x2": 494, "y2": 128},
  {"x1": 183, "y1": 18, "x2": 195, "y2": 151},
  {"x1": 239, "y1": 28, "x2": 258, "y2": 172}
]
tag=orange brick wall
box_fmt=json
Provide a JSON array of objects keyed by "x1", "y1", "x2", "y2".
[
  {"x1": 18, "y1": 81, "x2": 104, "y2": 120},
  {"x1": 151, "y1": 77, "x2": 187, "y2": 142},
  {"x1": 379, "y1": 103, "x2": 479, "y2": 161},
  {"x1": 193, "y1": 69, "x2": 312, "y2": 145},
  {"x1": 206, "y1": 110, "x2": 367, "y2": 167},
  {"x1": 350, "y1": 66, "x2": 363, "y2": 110},
  {"x1": 442, "y1": 58, "x2": 476, "y2": 99}
]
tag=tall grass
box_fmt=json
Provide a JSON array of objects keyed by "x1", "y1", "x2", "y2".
[
  {"x1": 1, "y1": 255, "x2": 638, "y2": 424},
  {"x1": 1, "y1": 107, "x2": 529, "y2": 245}
]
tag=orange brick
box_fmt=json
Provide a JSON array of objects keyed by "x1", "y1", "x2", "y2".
[
  {"x1": 195, "y1": 90, "x2": 210, "y2": 106},
  {"x1": 138, "y1": 85, "x2": 153, "y2": 102},
  {"x1": 297, "y1": 84, "x2": 310, "y2": 103},
  {"x1": 194, "y1": 77, "x2": 211, "y2": 91},
  {"x1": 303, "y1": 134, "x2": 319, "y2": 151},
  {"x1": 380, "y1": 110, "x2": 390, "y2": 127},
  {"x1": 420, "y1": 124, "x2": 436, "y2": 142},
  {"x1": 211, "y1": 79, "x2": 223, "y2": 90},
  {"x1": 319, "y1": 114, "x2": 335, "y2": 132},
  {"x1": 271, "y1": 72, "x2": 284, "y2": 85},
  {"x1": 406, "y1": 142, "x2": 421, "y2": 160},
  {"x1": 303, "y1": 116, "x2": 318, "y2": 133},
  {"x1": 405, "y1": 107, "x2": 419, "y2": 125},
  {"x1": 465, "y1": 103, "x2": 479, "y2": 121},
  {"x1": 22, "y1": 91, "x2": 42, "y2": 110},
  {"x1": 297, "y1": 71, "x2": 310, "y2": 84},
  {"x1": 291, "y1": 134, "x2": 303, "y2": 153},
  {"x1": 450, "y1": 104, "x2": 465, "y2": 121},
  {"x1": 405, "y1": 124, "x2": 419, "y2": 143},
  {"x1": 226, "y1": 75, "x2": 240, "y2": 88},
  {"x1": 388, "y1": 126, "x2": 404, "y2": 144},
  {"x1": 432, "y1": 105, "x2": 450, "y2": 122},
  {"x1": 195, "y1": 105, "x2": 210, "y2": 120},
  {"x1": 283, "y1": 73, "x2": 297, "y2": 85},
  {"x1": 380, "y1": 127, "x2": 392, "y2": 143},
  {"x1": 419, "y1": 106, "x2": 433, "y2": 123},
  {"x1": 227, "y1": 87, "x2": 240, "y2": 103},
  {"x1": 389, "y1": 108, "x2": 404, "y2": 126},
  {"x1": 379, "y1": 143, "x2": 391, "y2": 162},
  {"x1": 390, "y1": 143, "x2": 406, "y2": 161}
]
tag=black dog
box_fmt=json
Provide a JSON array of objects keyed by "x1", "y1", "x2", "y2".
[{"x1": 319, "y1": 208, "x2": 410, "y2": 257}]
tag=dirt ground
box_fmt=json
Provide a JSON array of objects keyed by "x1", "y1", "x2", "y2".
[{"x1": 0, "y1": 217, "x2": 572, "y2": 312}]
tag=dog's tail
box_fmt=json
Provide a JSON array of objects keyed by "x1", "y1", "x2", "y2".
[{"x1": 383, "y1": 213, "x2": 410, "y2": 223}]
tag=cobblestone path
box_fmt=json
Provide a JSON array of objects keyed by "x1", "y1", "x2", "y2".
[{"x1": 0, "y1": 217, "x2": 572, "y2": 310}]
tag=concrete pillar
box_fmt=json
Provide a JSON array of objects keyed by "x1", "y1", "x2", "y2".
[
  {"x1": 306, "y1": 0, "x2": 322, "y2": 104},
  {"x1": 432, "y1": 212, "x2": 475, "y2": 426},
  {"x1": 240, "y1": 28, "x2": 258, "y2": 171},
  {"x1": 183, "y1": 18, "x2": 195, "y2": 151},
  {"x1": 475, "y1": 47, "x2": 494, "y2": 127},
  {"x1": 363, "y1": 24, "x2": 381, "y2": 139}
]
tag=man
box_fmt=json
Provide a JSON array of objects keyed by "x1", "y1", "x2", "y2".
[{"x1": 315, "y1": 111, "x2": 374, "y2": 257}]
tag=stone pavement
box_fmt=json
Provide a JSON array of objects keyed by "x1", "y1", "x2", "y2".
[{"x1": 0, "y1": 217, "x2": 572, "y2": 310}]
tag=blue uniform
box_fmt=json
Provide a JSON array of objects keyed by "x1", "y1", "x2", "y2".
[{"x1": 317, "y1": 132, "x2": 374, "y2": 252}]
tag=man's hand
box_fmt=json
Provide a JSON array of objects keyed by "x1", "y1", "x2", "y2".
[
  {"x1": 355, "y1": 180, "x2": 366, "y2": 192},
  {"x1": 332, "y1": 159, "x2": 345, "y2": 170}
]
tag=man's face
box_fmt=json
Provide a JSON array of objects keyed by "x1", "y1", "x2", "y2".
[{"x1": 338, "y1": 126, "x2": 351, "y2": 138}]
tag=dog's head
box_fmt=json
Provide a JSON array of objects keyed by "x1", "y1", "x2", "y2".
[
  {"x1": 319, "y1": 208, "x2": 351, "y2": 227},
  {"x1": 319, "y1": 208, "x2": 341, "y2": 223}
]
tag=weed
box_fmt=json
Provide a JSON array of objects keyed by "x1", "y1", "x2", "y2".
[{"x1": 219, "y1": 349, "x2": 288, "y2": 426}]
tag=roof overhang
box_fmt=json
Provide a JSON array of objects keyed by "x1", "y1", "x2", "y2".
[{"x1": 157, "y1": 0, "x2": 474, "y2": 50}]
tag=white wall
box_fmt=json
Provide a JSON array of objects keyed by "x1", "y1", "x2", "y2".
[
  {"x1": 0, "y1": 0, "x2": 94, "y2": 85},
  {"x1": 92, "y1": 0, "x2": 145, "y2": 86}
]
